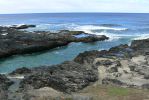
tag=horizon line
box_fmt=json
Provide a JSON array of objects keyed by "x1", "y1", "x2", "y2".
[{"x1": 0, "y1": 12, "x2": 149, "y2": 15}]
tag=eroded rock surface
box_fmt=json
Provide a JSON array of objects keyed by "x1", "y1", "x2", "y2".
[
  {"x1": 0, "y1": 74, "x2": 13, "y2": 100},
  {"x1": 2, "y1": 38, "x2": 149, "y2": 100},
  {"x1": 19, "y1": 61, "x2": 98, "y2": 93},
  {"x1": 0, "y1": 26, "x2": 108, "y2": 58}
]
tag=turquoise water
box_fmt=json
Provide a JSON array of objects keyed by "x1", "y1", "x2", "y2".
[
  {"x1": 0, "y1": 38, "x2": 134, "y2": 73},
  {"x1": 0, "y1": 13, "x2": 149, "y2": 73}
]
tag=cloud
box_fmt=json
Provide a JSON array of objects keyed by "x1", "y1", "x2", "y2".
[{"x1": 0, "y1": 0, "x2": 149, "y2": 13}]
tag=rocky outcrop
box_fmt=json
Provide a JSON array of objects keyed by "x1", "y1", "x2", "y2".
[
  {"x1": 9, "y1": 67, "x2": 32, "y2": 76},
  {"x1": 19, "y1": 61, "x2": 98, "y2": 93},
  {"x1": 4, "y1": 38, "x2": 149, "y2": 99},
  {"x1": 131, "y1": 38, "x2": 149, "y2": 55},
  {"x1": 0, "y1": 26, "x2": 108, "y2": 58},
  {"x1": 74, "y1": 38, "x2": 149, "y2": 89},
  {"x1": 74, "y1": 50, "x2": 101, "y2": 64}
]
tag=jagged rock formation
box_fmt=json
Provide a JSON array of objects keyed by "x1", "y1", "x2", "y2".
[
  {"x1": 0, "y1": 26, "x2": 108, "y2": 58},
  {"x1": 1, "y1": 38, "x2": 148, "y2": 100}
]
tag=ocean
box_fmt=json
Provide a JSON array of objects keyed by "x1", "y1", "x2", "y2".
[{"x1": 0, "y1": 13, "x2": 149, "y2": 73}]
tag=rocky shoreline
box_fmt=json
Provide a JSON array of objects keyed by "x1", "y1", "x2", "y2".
[
  {"x1": 0, "y1": 25, "x2": 148, "y2": 100},
  {"x1": 0, "y1": 26, "x2": 108, "y2": 58}
]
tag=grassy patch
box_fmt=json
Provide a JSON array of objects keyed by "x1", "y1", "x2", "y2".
[{"x1": 108, "y1": 87, "x2": 130, "y2": 96}]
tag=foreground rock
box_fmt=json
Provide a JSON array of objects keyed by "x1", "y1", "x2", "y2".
[
  {"x1": 0, "y1": 26, "x2": 108, "y2": 58},
  {"x1": 0, "y1": 74, "x2": 13, "y2": 90},
  {"x1": 19, "y1": 61, "x2": 98, "y2": 93},
  {"x1": 131, "y1": 38, "x2": 149, "y2": 55},
  {"x1": 74, "y1": 38, "x2": 149, "y2": 89},
  {"x1": 5, "y1": 38, "x2": 149, "y2": 99},
  {"x1": 0, "y1": 74, "x2": 13, "y2": 100}
]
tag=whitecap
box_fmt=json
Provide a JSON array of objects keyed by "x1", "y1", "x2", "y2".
[
  {"x1": 73, "y1": 25, "x2": 128, "y2": 33},
  {"x1": 133, "y1": 34, "x2": 149, "y2": 40}
]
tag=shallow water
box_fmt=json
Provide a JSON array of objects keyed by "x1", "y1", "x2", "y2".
[
  {"x1": 0, "y1": 38, "x2": 134, "y2": 73},
  {"x1": 0, "y1": 13, "x2": 149, "y2": 73}
]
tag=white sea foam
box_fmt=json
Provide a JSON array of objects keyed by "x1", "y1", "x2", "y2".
[
  {"x1": 71, "y1": 25, "x2": 129, "y2": 40},
  {"x1": 73, "y1": 25, "x2": 128, "y2": 32},
  {"x1": 133, "y1": 34, "x2": 149, "y2": 40},
  {"x1": 27, "y1": 23, "x2": 149, "y2": 41}
]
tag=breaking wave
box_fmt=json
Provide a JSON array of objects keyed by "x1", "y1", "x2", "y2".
[{"x1": 21, "y1": 23, "x2": 149, "y2": 41}]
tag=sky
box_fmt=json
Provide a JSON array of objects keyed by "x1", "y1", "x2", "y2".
[{"x1": 0, "y1": 0, "x2": 149, "y2": 14}]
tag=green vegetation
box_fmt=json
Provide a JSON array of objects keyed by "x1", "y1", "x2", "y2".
[{"x1": 108, "y1": 87, "x2": 130, "y2": 96}]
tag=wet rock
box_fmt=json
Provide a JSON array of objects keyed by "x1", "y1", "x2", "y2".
[
  {"x1": 109, "y1": 44, "x2": 129, "y2": 53},
  {"x1": 73, "y1": 35, "x2": 109, "y2": 43},
  {"x1": 59, "y1": 30, "x2": 86, "y2": 35},
  {"x1": 0, "y1": 26, "x2": 108, "y2": 59}
]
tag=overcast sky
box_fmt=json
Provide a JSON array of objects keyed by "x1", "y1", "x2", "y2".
[{"x1": 0, "y1": 0, "x2": 149, "y2": 14}]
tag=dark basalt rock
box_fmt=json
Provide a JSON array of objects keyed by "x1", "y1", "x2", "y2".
[
  {"x1": 142, "y1": 84, "x2": 149, "y2": 89},
  {"x1": 144, "y1": 75, "x2": 149, "y2": 79},
  {"x1": 109, "y1": 44, "x2": 134, "y2": 58},
  {"x1": 74, "y1": 50, "x2": 101, "y2": 64},
  {"x1": 6, "y1": 38, "x2": 149, "y2": 96},
  {"x1": 102, "y1": 78, "x2": 125, "y2": 86},
  {"x1": 9, "y1": 67, "x2": 32, "y2": 76},
  {"x1": 0, "y1": 26, "x2": 108, "y2": 59},
  {"x1": 0, "y1": 74, "x2": 13, "y2": 90},
  {"x1": 109, "y1": 44, "x2": 129, "y2": 53},
  {"x1": 59, "y1": 30, "x2": 86, "y2": 35},
  {"x1": 131, "y1": 38, "x2": 149, "y2": 54},
  {"x1": 19, "y1": 61, "x2": 98, "y2": 93},
  {"x1": 74, "y1": 44, "x2": 134, "y2": 64},
  {"x1": 95, "y1": 60, "x2": 113, "y2": 66}
]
